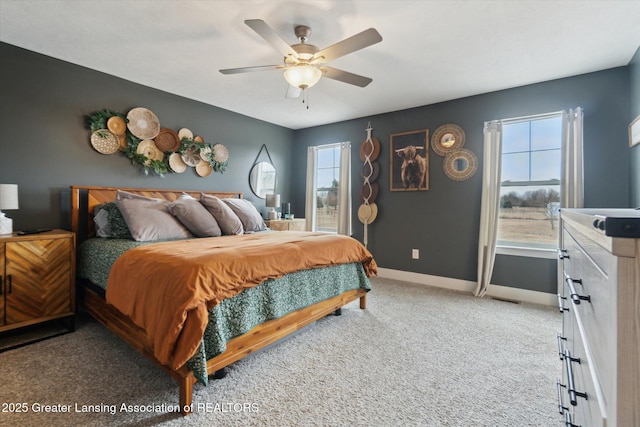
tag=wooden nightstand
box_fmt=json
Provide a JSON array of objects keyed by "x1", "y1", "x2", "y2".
[
  {"x1": 0, "y1": 229, "x2": 75, "y2": 351},
  {"x1": 266, "y1": 218, "x2": 306, "y2": 231}
]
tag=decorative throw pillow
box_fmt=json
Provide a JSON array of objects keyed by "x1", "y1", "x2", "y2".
[
  {"x1": 199, "y1": 194, "x2": 244, "y2": 235},
  {"x1": 222, "y1": 198, "x2": 267, "y2": 233},
  {"x1": 94, "y1": 202, "x2": 132, "y2": 239},
  {"x1": 116, "y1": 189, "x2": 160, "y2": 201},
  {"x1": 167, "y1": 194, "x2": 222, "y2": 237},
  {"x1": 116, "y1": 198, "x2": 193, "y2": 242}
]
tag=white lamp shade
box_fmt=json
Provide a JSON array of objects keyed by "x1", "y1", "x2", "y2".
[
  {"x1": 0, "y1": 184, "x2": 19, "y2": 210},
  {"x1": 266, "y1": 193, "x2": 281, "y2": 208},
  {"x1": 284, "y1": 65, "x2": 322, "y2": 89}
]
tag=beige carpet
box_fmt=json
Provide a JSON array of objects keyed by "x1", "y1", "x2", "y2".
[{"x1": 0, "y1": 277, "x2": 561, "y2": 426}]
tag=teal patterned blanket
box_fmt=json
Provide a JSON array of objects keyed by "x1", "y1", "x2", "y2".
[{"x1": 78, "y1": 238, "x2": 371, "y2": 384}]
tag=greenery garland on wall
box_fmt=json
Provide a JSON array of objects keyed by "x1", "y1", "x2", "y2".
[{"x1": 85, "y1": 108, "x2": 229, "y2": 177}]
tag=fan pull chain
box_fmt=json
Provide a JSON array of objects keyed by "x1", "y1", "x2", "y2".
[{"x1": 301, "y1": 88, "x2": 310, "y2": 109}]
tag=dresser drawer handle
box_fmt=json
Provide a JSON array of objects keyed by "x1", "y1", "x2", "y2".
[
  {"x1": 557, "y1": 379, "x2": 569, "y2": 414},
  {"x1": 557, "y1": 294, "x2": 569, "y2": 313},
  {"x1": 557, "y1": 383, "x2": 582, "y2": 426},
  {"x1": 557, "y1": 333, "x2": 567, "y2": 360},
  {"x1": 557, "y1": 249, "x2": 569, "y2": 259},
  {"x1": 564, "y1": 411, "x2": 581, "y2": 427},
  {"x1": 564, "y1": 350, "x2": 588, "y2": 405},
  {"x1": 564, "y1": 274, "x2": 590, "y2": 305}
]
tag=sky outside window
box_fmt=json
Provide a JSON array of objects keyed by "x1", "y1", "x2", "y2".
[{"x1": 501, "y1": 116, "x2": 561, "y2": 184}]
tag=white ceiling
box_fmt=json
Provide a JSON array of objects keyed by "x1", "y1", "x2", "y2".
[{"x1": 1, "y1": 1, "x2": 639, "y2": 130}]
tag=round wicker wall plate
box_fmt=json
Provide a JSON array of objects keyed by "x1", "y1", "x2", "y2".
[
  {"x1": 443, "y1": 149, "x2": 478, "y2": 181},
  {"x1": 199, "y1": 146, "x2": 212, "y2": 161},
  {"x1": 178, "y1": 128, "x2": 194, "y2": 141},
  {"x1": 360, "y1": 182, "x2": 379, "y2": 203},
  {"x1": 107, "y1": 116, "x2": 127, "y2": 136},
  {"x1": 195, "y1": 160, "x2": 213, "y2": 177},
  {"x1": 117, "y1": 134, "x2": 127, "y2": 151},
  {"x1": 357, "y1": 202, "x2": 378, "y2": 225},
  {"x1": 154, "y1": 128, "x2": 180, "y2": 152},
  {"x1": 168, "y1": 152, "x2": 187, "y2": 173},
  {"x1": 431, "y1": 124, "x2": 465, "y2": 156},
  {"x1": 127, "y1": 107, "x2": 160, "y2": 140},
  {"x1": 181, "y1": 144, "x2": 201, "y2": 167},
  {"x1": 90, "y1": 129, "x2": 119, "y2": 154},
  {"x1": 212, "y1": 144, "x2": 229, "y2": 163},
  {"x1": 359, "y1": 137, "x2": 380, "y2": 162},
  {"x1": 360, "y1": 161, "x2": 379, "y2": 183},
  {"x1": 136, "y1": 139, "x2": 164, "y2": 165}
]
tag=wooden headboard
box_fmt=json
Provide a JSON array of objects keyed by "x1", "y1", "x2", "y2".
[{"x1": 70, "y1": 185, "x2": 243, "y2": 241}]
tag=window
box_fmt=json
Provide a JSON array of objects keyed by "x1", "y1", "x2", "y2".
[
  {"x1": 497, "y1": 113, "x2": 562, "y2": 251},
  {"x1": 477, "y1": 108, "x2": 582, "y2": 296},
  {"x1": 316, "y1": 144, "x2": 341, "y2": 232},
  {"x1": 305, "y1": 142, "x2": 351, "y2": 234}
]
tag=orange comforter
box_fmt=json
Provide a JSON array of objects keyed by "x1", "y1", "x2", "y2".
[{"x1": 106, "y1": 231, "x2": 377, "y2": 370}]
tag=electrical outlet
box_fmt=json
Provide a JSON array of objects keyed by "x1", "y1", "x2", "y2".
[{"x1": 412, "y1": 249, "x2": 419, "y2": 259}]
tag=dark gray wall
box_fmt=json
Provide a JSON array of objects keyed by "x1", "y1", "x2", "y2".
[
  {"x1": 0, "y1": 43, "x2": 295, "y2": 230},
  {"x1": 1, "y1": 42, "x2": 633, "y2": 295},
  {"x1": 293, "y1": 68, "x2": 631, "y2": 294},
  {"x1": 630, "y1": 46, "x2": 640, "y2": 207}
]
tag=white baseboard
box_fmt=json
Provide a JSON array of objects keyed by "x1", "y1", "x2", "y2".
[{"x1": 376, "y1": 268, "x2": 556, "y2": 306}]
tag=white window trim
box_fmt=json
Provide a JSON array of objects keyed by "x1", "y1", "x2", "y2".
[{"x1": 495, "y1": 245, "x2": 557, "y2": 259}]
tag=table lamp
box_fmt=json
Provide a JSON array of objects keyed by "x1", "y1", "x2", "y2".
[
  {"x1": 0, "y1": 184, "x2": 19, "y2": 235},
  {"x1": 266, "y1": 194, "x2": 280, "y2": 220}
]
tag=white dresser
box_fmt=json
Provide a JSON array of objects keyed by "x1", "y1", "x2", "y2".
[{"x1": 557, "y1": 209, "x2": 639, "y2": 427}]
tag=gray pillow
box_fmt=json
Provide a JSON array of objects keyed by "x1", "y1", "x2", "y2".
[
  {"x1": 222, "y1": 198, "x2": 266, "y2": 233},
  {"x1": 167, "y1": 194, "x2": 222, "y2": 237},
  {"x1": 116, "y1": 189, "x2": 160, "y2": 201},
  {"x1": 116, "y1": 198, "x2": 193, "y2": 241},
  {"x1": 199, "y1": 194, "x2": 244, "y2": 235}
]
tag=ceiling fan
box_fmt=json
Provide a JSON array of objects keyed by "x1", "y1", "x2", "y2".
[{"x1": 219, "y1": 19, "x2": 382, "y2": 97}]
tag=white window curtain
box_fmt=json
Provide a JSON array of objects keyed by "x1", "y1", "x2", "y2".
[
  {"x1": 337, "y1": 142, "x2": 352, "y2": 236},
  {"x1": 305, "y1": 143, "x2": 352, "y2": 235},
  {"x1": 475, "y1": 120, "x2": 503, "y2": 297},
  {"x1": 560, "y1": 108, "x2": 584, "y2": 209},
  {"x1": 557, "y1": 107, "x2": 584, "y2": 295},
  {"x1": 305, "y1": 146, "x2": 318, "y2": 232}
]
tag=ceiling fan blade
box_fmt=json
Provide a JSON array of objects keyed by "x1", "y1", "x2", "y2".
[
  {"x1": 314, "y1": 28, "x2": 382, "y2": 62},
  {"x1": 321, "y1": 66, "x2": 373, "y2": 87},
  {"x1": 219, "y1": 65, "x2": 283, "y2": 75},
  {"x1": 245, "y1": 19, "x2": 299, "y2": 59},
  {"x1": 285, "y1": 85, "x2": 302, "y2": 99}
]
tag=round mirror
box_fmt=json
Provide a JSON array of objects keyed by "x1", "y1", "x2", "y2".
[
  {"x1": 440, "y1": 133, "x2": 456, "y2": 148},
  {"x1": 443, "y1": 149, "x2": 478, "y2": 181},
  {"x1": 453, "y1": 157, "x2": 468, "y2": 171},
  {"x1": 431, "y1": 124, "x2": 465, "y2": 156},
  {"x1": 249, "y1": 161, "x2": 276, "y2": 199}
]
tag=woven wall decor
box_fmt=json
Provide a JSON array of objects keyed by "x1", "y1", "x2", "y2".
[
  {"x1": 358, "y1": 122, "x2": 380, "y2": 248},
  {"x1": 86, "y1": 108, "x2": 229, "y2": 177}
]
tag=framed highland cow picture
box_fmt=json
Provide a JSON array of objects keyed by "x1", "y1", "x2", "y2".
[{"x1": 390, "y1": 129, "x2": 429, "y2": 191}]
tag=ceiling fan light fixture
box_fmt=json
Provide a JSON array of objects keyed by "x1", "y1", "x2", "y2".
[{"x1": 284, "y1": 65, "x2": 322, "y2": 89}]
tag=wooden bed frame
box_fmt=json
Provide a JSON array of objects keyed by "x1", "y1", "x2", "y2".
[{"x1": 70, "y1": 185, "x2": 367, "y2": 415}]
